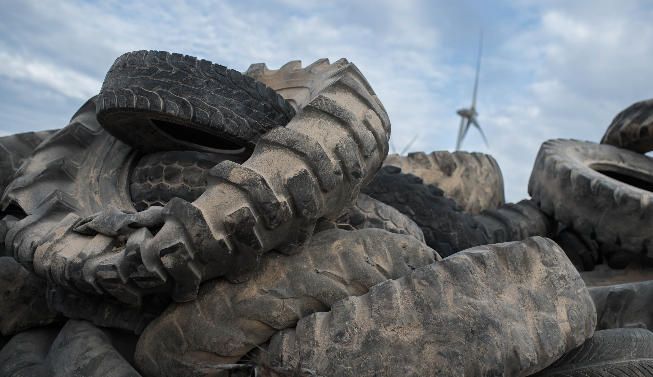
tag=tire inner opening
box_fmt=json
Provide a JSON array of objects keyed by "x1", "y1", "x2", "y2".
[
  {"x1": 152, "y1": 119, "x2": 245, "y2": 153},
  {"x1": 591, "y1": 163, "x2": 653, "y2": 192}
]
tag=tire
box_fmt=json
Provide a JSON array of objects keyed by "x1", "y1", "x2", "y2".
[
  {"x1": 533, "y1": 328, "x2": 653, "y2": 376},
  {"x1": 336, "y1": 194, "x2": 425, "y2": 242},
  {"x1": 554, "y1": 228, "x2": 599, "y2": 272},
  {"x1": 266, "y1": 237, "x2": 596, "y2": 377},
  {"x1": 383, "y1": 151, "x2": 504, "y2": 213},
  {"x1": 134, "y1": 228, "x2": 439, "y2": 377},
  {"x1": 0, "y1": 326, "x2": 60, "y2": 377},
  {"x1": 363, "y1": 166, "x2": 554, "y2": 257},
  {"x1": 601, "y1": 98, "x2": 653, "y2": 154},
  {"x1": 0, "y1": 257, "x2": 59, "y2": 336},
  {"x1": 0, "y1": 130, "x2": 57, "y2": 196},
  {"x1": 3, "y1": 59, "x2": 390, "y2": 305},
  {"x1": 529, "y1": 139, "x2": 653, "y2": 261},
  {"x1": 97, "y1": 50, "x2": 295, "y2": 154},
  {"x1": 589, "y1": 280, "x2": 653, "y2": 331}
]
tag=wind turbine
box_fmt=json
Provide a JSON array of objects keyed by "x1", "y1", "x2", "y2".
[{"x1": 455, "y1": 33, "x2": 488, "y2": 150}]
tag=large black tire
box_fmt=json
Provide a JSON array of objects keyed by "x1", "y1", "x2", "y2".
[
  {"x1": 97, "y1": 50, "x2": 295, "y2": 154},
  {"x1": 601, "y1": 99, "x2": 653, "y2": 153},
  {"x1": 534, "y1": 328, "x2": 653, "y2": 376},
  {"x1": 588, "y1": 280, "x2": 653, "y2": 331},
  {"x1": 0, "y1": 130, "x2": 57, "y2": 196},
  {"x1": 363, "y1": 166, "x2": 554, "y2": 257},
  {"x1": 134, "y1": 228, "x2": 439, "y2": 377},
  {"x1": 266, "y1": 237, "x2": 596, "y2": 377},
  {"x1": 0, "y1": 326, "x2": 60, "y2": 377},
  {"x1": 529, "y1": 139, "x2": 653, "y2": 262},
  {"x1": 554, "y1": 228, "x2": 600, "y2": 272},
  {"x1": 383, "y1": 151, "x2": 505, "y2": 213}
]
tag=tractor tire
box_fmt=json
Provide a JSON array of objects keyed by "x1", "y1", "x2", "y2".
[
  {"x1": 554, "y1": 228, "x2": 599, "y2": 272},
  {"x1": 529, "y1": 139, "x2": 653, "y2": 262},
  {"x1": 601, "y1": 98, "x2": 653, "y2": 154},
  {"x1": 0, "y1": 326, "x2": 60, "y2": 377},
  {"x1": 0, "y1": 130, "x2": 56, "y2": 195},
  {"x1": 266, "y1": 237, "x2": 596, "y2": 377},
  {"x1": 363, "y1": 166, "x2": 554, "y2": 257},
  {"x1": 134, "y1": 228, "x2": 438, "y2": 377},
  {"x1": 97, "y1": 50, "x2": 295, "y2": 154},
  {"x1": 589, "y1": 280, "x2": 653, "y2": 331},
  {"x1": 383, "y1": 151, "x2": 504, "y2": 213},
  {"x1": 534, "y1": 328, "x2": 653, "y2": 376}
]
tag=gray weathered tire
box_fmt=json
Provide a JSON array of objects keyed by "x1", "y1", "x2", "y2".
[
  {"x1": 534, "y1": 328, "x2": 653, "y2": 376},
  {"x1": 134, "y1": 228, "x2": 439, "y2": 377},
  {"x1": 601, "y1": 98, "x2": 653, "y2": 153},
  {"x1": 383, "y1": 151, "x2": 505, "y2": 213},
  {"x1": 529, "y1": 139, "x2": 653, "y2": 261},
  {"x1": 0, "y1": 326, "x2": 59, "y2": 377},
  {"x1": 266, "y1": 237, "x2": 596, "y2": 377},
  {"x1": 0, "y1": 130, "x2": 56, "y2": 196},
  {"x1": 363, "y1": 166, "x2": 553, "y2": 257},
  {"x1": 97, "y1": 50, "x2": 295, "y2": 154},
  {"x1": 554, "y1": 228, "x2": 599, "y2": 272},
  {"x1": 589, "y1": 280, "x2": 653, "y2": 331}
]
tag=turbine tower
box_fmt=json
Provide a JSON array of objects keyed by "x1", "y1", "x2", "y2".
[{"x1": 455, "y1": 33, "x2": 488, "y2": 150}]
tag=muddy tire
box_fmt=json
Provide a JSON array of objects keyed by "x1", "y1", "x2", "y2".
[
  {"x1": 363, "y1": 166, "x2": 553, "y2": 257},
  {"x1": 383, "y1": 151, "x2": 504, "y2": 213},
  {"x1": 0, "y1": 130, "x2": 57, "y2": 195},
  {"x1": 534, "y1": 328, "x2": 653, "y2": 376},
  {"x1": 601, "y1": 99, "x2": 653, "y2": 153},
  {"x1": 134, "y1": 228, "x2": 438, "y2": 377},
  {"x1": 529, "y1": 139, "x2": 653, "y2": 260},
  {"x1": 336, "y1": 194, "x2": 425, "y2": 242},
  {"x1": 589, "y1": 280, "x2": 653, "y2": 331},
  {"x1": 266, "y1": 237, "x2": 596, "y2": 377},
  {"x1": 97, "y1": 50, "x2": 295, "y2": 154}
]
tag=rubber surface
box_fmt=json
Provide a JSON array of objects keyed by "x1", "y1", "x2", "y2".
[
  {"x1": 601, "y1": 98, "x2": 653, "y2": 153},
  {"x1": 529, "y1": 139, "x2": 653, "y2": 261},
  {"x1": 0, "y1": 130, "x2": 56, "y2": 196},
  {"x1": 97, "y1": 50, "x2": 295, "y2": 153},
  {"x1": 384, "y1": 150, "x2": 505, "y2": 213}
]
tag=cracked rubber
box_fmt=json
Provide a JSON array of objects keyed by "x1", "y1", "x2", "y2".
[
  {"x1": 134, "y1": 228, "x2": 439, "y2": 377},
  {"x1": 601, "y1": 98, "x2": 653, "y2": 153},
  {"x1": 0, "y1": 321, "x2": 141, "y2": 377},
  {"x1": 534, "y1": 328, "x2": 653, "y2": 376},
  {"x1": 529, "y1": 139, "x2": 653, "y2": 261},
  {"x1": 266, "y1": 237, "x2": 596, "y2": 377},
  {"x1": 363, "y1": 166, "x2": 554, "y2": 257},
  {"x1": 384, "y1": 150, "x2": 504, "y2": 213},
  {"x1": 97, "y1": 50, "x2": 295, "y2": 153},
  {"x1": 0, "y1": 130, "x2": 57, "y2": 196},
  {"x1": 589, "y1": 280, "x2": 653, "y2": 331}
]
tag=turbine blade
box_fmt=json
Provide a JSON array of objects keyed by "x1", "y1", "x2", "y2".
[
  {"x1": 400, "y1": 134, "x2": 419, "y2": 155},
  {"x1": 455, "y1": 116, "x2": 466, "y2": 150},
  {"x1": 471, "y1": 31, "x2": 483, "y2": 109},
  {"x1": 460, "y1": 118, "x2": 472, "y2": 145},
  {"x1": 470, "y1": 117, "x2": 489, "y2": 146}
]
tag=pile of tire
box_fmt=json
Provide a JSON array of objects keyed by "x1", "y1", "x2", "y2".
[{"x1": 0, "y1": 51, "x2": 651, "y2": 377}]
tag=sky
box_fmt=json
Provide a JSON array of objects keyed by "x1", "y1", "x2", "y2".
[{"x1": 1, "y1": 0, "x2": 652, "y2": 201}]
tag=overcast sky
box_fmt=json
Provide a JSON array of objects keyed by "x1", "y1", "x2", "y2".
[{"x1": 1, "y1": 0, "x2": 652, "y2": 201}]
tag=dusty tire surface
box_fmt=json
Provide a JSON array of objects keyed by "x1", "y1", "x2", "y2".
[
  {"x1": 135, "y1": 228, "x2": 439, "y2": 377},
  {"x1": 384, "y1": 150, "x2": 505, "y2": 213},
  {"x1": 0, "y1": 257, "x2": 59, "y2": 336},
  {"x1": 529, "y1": 139, "x2": 653, "y2": 260},
  {"x1": 0, "y1": 130, "x2": 56, "y2": 196},
  {"x1": 266, "y1": 237, "x2": 596, "y2": 377},
  {"x1": 363, "y1": 166, "x2": 553, "y2": 257},
  {"x1": 0, "y1": 326, "x2": 60, "y2": 377},
  {"x1": 589, "y1": 280, "x2": 653, "y2": 331},
  {"x1": 601, "y1": 98, "x2": 653, "y2": 153},
  {"x1": 534, "y1": 328, "x2": 653, "y2": 376},
  {"x1": 336, "y1": 194, "x2": 425, "y2": 242},
  {"x1": 97, "y1": 50, "x2": 295, "y2": 153}
]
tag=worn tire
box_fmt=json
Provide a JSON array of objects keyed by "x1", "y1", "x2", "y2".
[
  {"x1": 601, "y1": 99, "x2": 653, "y2": 154},
  {"x1": 529, "y1": 139, "x2": 653, "y2": 260},
  {"x1": 266, "y1": 237, "x2": 596, "y2": 377},
  {"x1": 554, "y1": 228, "x2": 599, "y2": 272},
  {"x1": 383, "y1": 151, "x2": 504, "y2": 213},
  {"x1": 363, "y1": 166, "x2": 553, "y2": 257},
  {"x1": 134, "y1": 228, "x2": 438, "y2": 377},
  {"x1": 534, "y1": 328, "x2": 653, "y2": 376},
  {"x1": 0, "y1": 326, "x2": 60, "y2": 377},
  {"x1": 97, "y1": 50, "x2": 295, "y2": 154},
  {"x1": 0, "y1": 130, "x2": 57, "y2": 196},
  {"x1": 589, "y1": 280, "x2": 653, "y2": 331}
]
